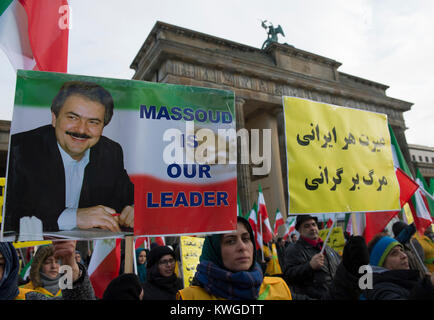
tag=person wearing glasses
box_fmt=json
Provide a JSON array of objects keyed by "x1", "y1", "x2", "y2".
[{"x1": 141, "y1": 245, "x2": 183, "y2": 300}]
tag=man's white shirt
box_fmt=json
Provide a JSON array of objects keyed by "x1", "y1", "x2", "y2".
[{"x1": 56, "y1": 143, "x2": 90, "y2": 230}]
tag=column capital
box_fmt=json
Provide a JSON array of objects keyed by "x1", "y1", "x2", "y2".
[{"x1": 235, "y1": 97, "x2": 246, "y2": 106}]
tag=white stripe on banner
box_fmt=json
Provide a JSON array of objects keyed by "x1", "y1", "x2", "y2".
[
  {"x1": 10, "y1": 106, "x2": 237, "y2": 184},
  {"x1": 0, "y1": 1, "x2": 36, "y2": 70}
]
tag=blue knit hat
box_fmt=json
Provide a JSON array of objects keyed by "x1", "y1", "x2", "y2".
[{"x1": 369, "y1": 236, "x2": 402, "y2": 267}]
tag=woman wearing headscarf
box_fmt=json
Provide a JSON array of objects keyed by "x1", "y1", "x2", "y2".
[
  {"x1": 0, "y1": 242, "x2": 29, "y2": 300},
  {"x1": 177, "y1": 217, "x2": 292, "y2": 300},
  {"x1": 141, "y1": 245, "x2": 183, "y2": 300},
  {"x1": 20, "y1": 245, "x2": 62, "y2": 297},
  {"x1": 0, "y1": 241, "x2": 95, "y2": 300},
  {"x1": 135, "y1": 248, "x2": 147, "y2": 284}
]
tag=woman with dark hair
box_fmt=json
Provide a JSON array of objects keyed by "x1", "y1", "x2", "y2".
[
  {"x1": 177, "y1": 217, "x2": 292, "y2": 300},
  {"x1": 141, "y1": 246, "x2": 183, "y2": 300}
]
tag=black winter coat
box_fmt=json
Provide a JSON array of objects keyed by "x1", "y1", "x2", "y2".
[
  {"x1": 362, "y1": 268, "x2": 434, "y2": 300},
  {"x1": 141, "y1": 277, "x2": 183, "y2": 300},
  {"x1": 283, "y1": 238, "x2": 341, "y2": 299},
  {"x1": 324, "y1": 263, "x2": 363, "y2": 300}
]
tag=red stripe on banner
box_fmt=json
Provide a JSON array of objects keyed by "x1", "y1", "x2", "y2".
[
  {"x1": 131, "y1": 175, "x2": 237, "y2": 235},
  {"x1": 19, "y1": 0, "x2": 69, "y2": 72},
  {"x1": 89, "y1": 239, "x2": 121, "y2": 299}
]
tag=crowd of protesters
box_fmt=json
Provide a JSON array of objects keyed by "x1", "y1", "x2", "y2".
[{"x1": 1, "y1": 215, "x2": 433, "y2": 300}]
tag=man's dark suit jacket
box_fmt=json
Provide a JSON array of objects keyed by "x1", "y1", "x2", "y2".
[{"x1": 4, "y1": 125, "x2": 134, "y2": 232}]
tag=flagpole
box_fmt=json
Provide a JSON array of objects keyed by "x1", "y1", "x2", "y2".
[
  {"x1": 179, "y1": 236, "x2": 185, "y2": 287},
  {"x1": 409, "y1": 240, "x2": 429, "y2": 274},
  {"x1": 132, "y1": 238, "x2": 138, "y2": 275},
  {"x1": 259, "y1": 211, "x2": 264, "y2": 261},
  {"x1": 124, "y1": 236, "x2": 134, "y2": 273},
  {"x1": 320, "y1": 213, "x2": 336, "y2": 255}
]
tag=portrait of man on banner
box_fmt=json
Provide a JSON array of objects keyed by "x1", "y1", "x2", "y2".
[
  {"x1": 2, "y1": 70, "x2": 237, "y2": 241},
  {"x1": 3, "y1": 73, "x2": 134, "y2": 240}
]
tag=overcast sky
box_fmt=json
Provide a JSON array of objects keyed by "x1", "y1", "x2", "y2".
[{"x1": 0, "y1": 0, "x2": 433, "y2": 146}]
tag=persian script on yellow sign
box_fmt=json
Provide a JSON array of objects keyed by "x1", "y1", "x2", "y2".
[
  {"x1": 283, "y1": 97, "x2": 400, "y2": 214},
  {"x1": 180, "y1": 236, "x2": 204, "y2": 289}
]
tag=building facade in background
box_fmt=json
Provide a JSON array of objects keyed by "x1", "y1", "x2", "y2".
[
  {"x1": 130, "y1": 21, "x2": 417, "y2": 229},
  {"x1": 409, "y1": 144, "x2": 434, "y2": 181},
  {"x1": 0, "y1": 22, "x2": 428, "y2": 231}
]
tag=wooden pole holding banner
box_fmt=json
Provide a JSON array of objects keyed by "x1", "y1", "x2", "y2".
[
  {"x1": 124, "y1": 236, "x2": 134, "y2": 273},
  {"x1": 320, "y1": 214, "x2": 336, "y2": 255}
]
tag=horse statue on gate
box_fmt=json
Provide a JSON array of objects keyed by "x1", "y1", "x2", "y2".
[{"x1": 261, "y1": 20, "x2": 285, "y2": 49}]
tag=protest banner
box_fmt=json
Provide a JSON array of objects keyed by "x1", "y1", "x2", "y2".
[
  {"x1": 2, "y1": 70, "x2": 236, "y2": 241},
  {"x1": 319, "y1": 226, "x2": 346, "y2": 255},
  {"x1": 283, "y1": 96, "x2": 400, "y2": 215},
  {"x1": 180, "y1": 236, "x2": 204, "y2": 288}
]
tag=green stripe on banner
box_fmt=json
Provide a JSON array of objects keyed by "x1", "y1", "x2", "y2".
[
  {"x1": 343, "y1": 213, "x2": 351, "y2": 231},
  {"x1": 0, "y1": 0, "x2": 13, "y2": 17},
  {"x1": 429, "y1": 178, "x2": 434, "y2": 194},
  {"x1": 416, "y1": 168, "x2": 434, "y2": 218},
  {"x1": 257, "y1": 284, "x2": 270, "y2": 300},
  {"x1": 15, "y1": 70, "x2": 235, "y2": 116}
]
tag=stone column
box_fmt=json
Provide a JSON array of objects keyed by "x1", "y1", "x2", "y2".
[
  {"x1": 263, "y1": 110, "x2": 287, "y2": 223},
  {"x1": 235, "y1": 97, "x2": 251, "y2": 216}
]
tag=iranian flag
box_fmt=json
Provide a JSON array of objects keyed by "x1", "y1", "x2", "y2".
[
  {"x1": 345, "y1": 213, "x2": 366, "y2": 237},
  {"x1": 412, "y1": 168, "x2": 433, "y2": 232},
  {"x1": 88, "y1": 238, "x2": 121, "y2": 299},
  {"x1": 19, "y1": 256, "x2": 33, "y2": 281},
  {"x1": 237, "y1": 194, "x2": 243, "y2": 217},
  {"x1": 248, "y1": 202, "x2": 262, "y2": 249},
  {"x1": 273, "y1": 209, "x2": 284, "y2": 236},
  {"x1": 326, "y1": 217, "x2": 333, "y2": 229},
  {"x1": 154, "y1": 236, "x2": 166, "y2": 246},
  {"x1": 135, "y1": 237, "x2": 151, "y2": 250},
  {"x1": 283, "y1": 216, "x2": 296, "y2": 240},
  {"x1": 257, "y1": 184, "x2": 273, "y2": 243},
  {"x1": 389, "y1": 125, "x2": 432, "y2": 234},
  {"x1": 0, "y1": 0, "x2": 69, "y2": 72}
]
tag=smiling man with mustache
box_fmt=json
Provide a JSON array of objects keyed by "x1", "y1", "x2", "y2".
[{"x1": 5, "y1": 81, "x2": 134, "y2": 235}]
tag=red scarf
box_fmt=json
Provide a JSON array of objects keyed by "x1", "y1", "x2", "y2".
[{"x1": 301, "y1": 236, "x2": 324, "y2": 251}]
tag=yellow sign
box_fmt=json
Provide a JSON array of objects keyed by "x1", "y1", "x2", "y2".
[
  {"x1": 180, "y1": 236, "x2": 204, "y2": 289},
  {"x1": 283, "y1": 97, "x2": 400, "y2": 214},
  {"x1": 13, "y1": 241, "x2": 52, "y2": 249},
  {"x1": 0, "y1": 177, "x2": 5, "y2": 224},
  {"x1": 319, "y1": 227, "x2": 345, "y2": 255}
]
